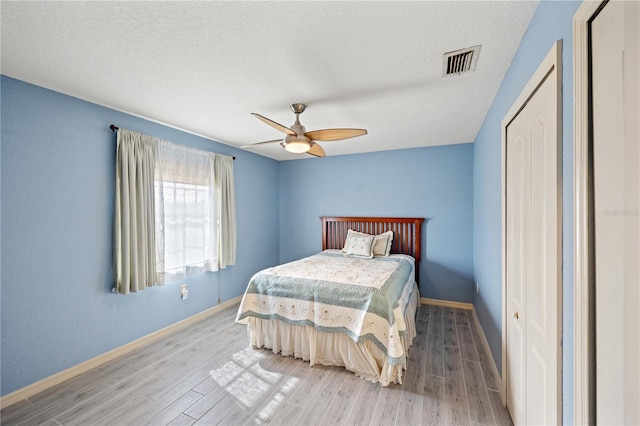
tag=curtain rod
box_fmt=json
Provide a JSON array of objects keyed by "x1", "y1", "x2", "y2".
[{"x1": 109, "y1": 124, "x2": 236, "y2": 160}]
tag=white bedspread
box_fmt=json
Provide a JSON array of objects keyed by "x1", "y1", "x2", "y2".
[{"x1": 236, "y1": 250, "x2": 416, "y2": 366}]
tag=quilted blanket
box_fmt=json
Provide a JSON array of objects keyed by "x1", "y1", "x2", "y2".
[{"x1": 235, "y1": 250, "x2": 416, "y2": 365}]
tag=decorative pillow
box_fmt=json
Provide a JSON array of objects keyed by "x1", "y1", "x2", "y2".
[
  {"x1": 342, "y1": 229, "x2": 357, "y2": 253},
  {"x1": 342, "y1": 229, "x2": 364, "y2": 254},
  {"x1": 342, "y1": 234, "x2": 375, "y2": 258},
  {"x1": 342, "y1": 229, "x2": 394, "y2": 257},
  {"x1": 373, "y1": 230, "x2": 394, "y2": 257}
]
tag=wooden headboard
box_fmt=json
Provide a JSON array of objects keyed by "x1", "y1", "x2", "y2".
[{"x1": 321, "y1": 216, "x2": 425, "y2": 284}]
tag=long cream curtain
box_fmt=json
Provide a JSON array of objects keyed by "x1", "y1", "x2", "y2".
[
  {"x1": 114, "y1": 129, "x2": 236, "y2": 293},
  {"x1": 214, "y1": 155, "x2": 236, "y2": 269},
  {"x1": 114, "y1": 129, "x2": 157, "y2": 294}
]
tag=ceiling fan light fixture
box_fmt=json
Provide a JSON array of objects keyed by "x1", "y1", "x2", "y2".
[
  {"x1": 249, "y1": 103, "x2": 366, "y2": 158},
  {"x1": 284, "y1": 139, "x2": 311, "y2": 153}
]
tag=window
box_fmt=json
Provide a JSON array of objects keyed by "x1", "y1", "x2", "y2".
[
  {"x1": 114, "y1": 129, "x2": 236, "y2": 294},
  {"x1": 155, "y1": 140, "x2": 220, "y2": 284}
]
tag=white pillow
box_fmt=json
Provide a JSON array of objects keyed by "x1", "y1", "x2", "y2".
[
  {"x1": 342, "y1": 229, "x2": 365, "y2": 254},
  {"x1": 342, "y1": 234, "x2": 375, "y2": 258},
  {"x1": 372, "y1": 230, "x2": 394, "y2": 257},
  {"x1": 342, "y1": 229, "x2": 393, "y2": 257}
]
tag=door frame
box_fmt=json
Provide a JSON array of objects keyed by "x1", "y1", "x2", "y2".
[
  {"x1": 573, "y1": 1, "x2": 610, "y2": 424},
  {"x1": 500, "y1": 40, "x2": 563, "y2": 417}
]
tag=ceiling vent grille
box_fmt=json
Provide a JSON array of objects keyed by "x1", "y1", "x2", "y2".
[{"x1": 443, "y1": 45, "x2": 481, "y2": 77}]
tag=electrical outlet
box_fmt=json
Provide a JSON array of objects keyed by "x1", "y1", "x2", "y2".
[
  {"x1": 476, "y1": 281, "x2": 480, "y2": 293},
  {"x1": 180, "y1": 284, "x2": 188, "y2": 300}
]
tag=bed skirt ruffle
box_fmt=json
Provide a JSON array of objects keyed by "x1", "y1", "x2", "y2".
[{"x1": 242, "y1": 284, "x2": 419, "y2": 386}]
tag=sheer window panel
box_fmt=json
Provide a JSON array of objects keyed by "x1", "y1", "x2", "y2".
[{"x1": 155, "y1": 141, "x2": 218, "y2": 284}]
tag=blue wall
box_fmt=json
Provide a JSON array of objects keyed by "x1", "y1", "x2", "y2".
[
  {"x1": 0, "y1": 76, "x2": 280, "y2": 396},
  {"x1": 1, "y1": 78, "x2": 476, "y2": 396},
  {"x1": 278, "y1": 145, "x2": 475, "y2": 302},
  {"x1": 472, "y1": 1, "x2": 581, "y2": 424}
]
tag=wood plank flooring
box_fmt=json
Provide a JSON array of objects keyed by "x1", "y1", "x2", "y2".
[{"x1": 1, "y1": 303, "x2": 513, "y2": 426}]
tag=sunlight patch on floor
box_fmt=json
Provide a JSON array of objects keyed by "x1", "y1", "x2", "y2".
[
  {"x1": 208, "y1": 347, "x2": 299, "y2": 410},
  {"x1": 254, "y1": 376, "x2": 300, "y2": 422}
]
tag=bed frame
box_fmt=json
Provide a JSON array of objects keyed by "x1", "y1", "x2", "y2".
[{"x1": 320, "y1": 216, "x2": 425, "y2": 284}]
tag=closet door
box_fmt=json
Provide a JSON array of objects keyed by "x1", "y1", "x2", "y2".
[
  {"x1": 504, "y1": 42, "x2": 561, "y2": 425},
  {"x1": 592, "y1": 1, "x2": 640, "y2": 424},
  {"x1": 505, "y1": 116, "x2": 529, "y2": 426}
]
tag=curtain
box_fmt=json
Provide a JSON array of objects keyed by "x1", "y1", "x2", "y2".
[
  {"x1": 214, "y1": 155, "x2": 236, "y2": 269},
  {"x1": 114, "y1": 129, "x2": 157, "y2": 294},
  {"x1": 114, "y1": 129, "x2": 237, "y2": 291}
]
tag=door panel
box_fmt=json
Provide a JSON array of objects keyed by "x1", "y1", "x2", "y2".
[
  {"x1": 592, "y1": 1, "x2": 640, "y2": 424},
  {"x1": 529, "y1": 117, "x2": 548, "y2": 334},
  {"x1": 506, "y1": 133, "x2": 527, "y2": 425},
  {"x1": 529, "y1": 346, "x2": 547, "y2": 426},
  {"x1": 505, "y1": 52, "x2": 560, "y2": 425}
]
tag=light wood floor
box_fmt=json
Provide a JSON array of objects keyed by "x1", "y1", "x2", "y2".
[{"x1": 1, "y1": 303, "x2": 513, "y2": 426}]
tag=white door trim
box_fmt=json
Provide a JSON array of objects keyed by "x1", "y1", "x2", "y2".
[
  {"x1": 573, "y1": 2, "x2": 604, "y2": 425},
  {"x1": 500, "y1": 40, "x2": 563, "y2": 412}
]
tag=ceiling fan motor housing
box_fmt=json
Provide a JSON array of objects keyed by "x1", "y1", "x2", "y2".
[
  {"x1": 285, "y1": 108, "x2": 311, "y2": 153},
  {"x1": 282, "y1": 103, "x2": 311, "y2": 154}
]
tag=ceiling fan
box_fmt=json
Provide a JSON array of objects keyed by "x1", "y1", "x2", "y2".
[{"x1": 244, "y1": 103, "x2": 367, "y2": 157}]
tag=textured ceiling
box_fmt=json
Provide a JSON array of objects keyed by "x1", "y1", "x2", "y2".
[{"x1": 1, "y1": 1, "x2": 538, "y2": 161}]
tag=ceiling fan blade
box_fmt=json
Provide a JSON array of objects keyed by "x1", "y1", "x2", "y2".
[
  {"x1": 251, "y1": 113, "x2": 295, "y2": 135},
  {"x1": 307, "y1": 143, "x2": 326, "y2": 157},
  {"x1": 304, "y1": 128, "x2": 368, "y2": 141},
  {"x1": 240, "y1": 139, "x2": 282, "y2": 148}
]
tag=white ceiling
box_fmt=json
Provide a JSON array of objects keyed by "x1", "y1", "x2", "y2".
[{"x1": 1, "y1": 1, "x2": 538, "y2": 161}]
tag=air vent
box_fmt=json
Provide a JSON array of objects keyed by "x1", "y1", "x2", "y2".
[{"x1": 443, "y1": 45, "x2": 481, "y2": 77}]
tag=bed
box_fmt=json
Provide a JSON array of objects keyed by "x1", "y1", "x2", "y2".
[{"x1": 235, "y1": 216, "x2": 424, "y2": 386}]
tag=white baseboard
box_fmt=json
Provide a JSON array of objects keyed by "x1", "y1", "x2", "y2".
[
  {"x1": 0, "y1": 296, "x2": 242, "y2": 409},
  {"x1": 470, "y1": 307, "x2": 504, "y2": 402},
  {"x1": 421, "y1": 297, "x2": 473, "y2": 310}
]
